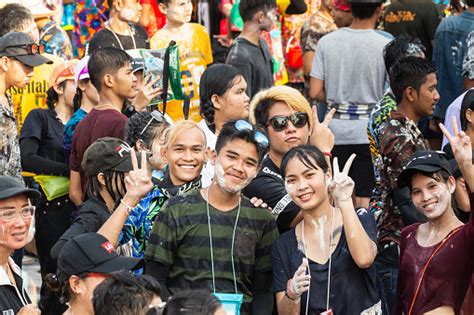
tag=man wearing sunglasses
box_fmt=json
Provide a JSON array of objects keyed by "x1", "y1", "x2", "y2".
[
  {"x1": 0, "y1": 32, "x2": 52, "y2": 180},
  {"x1": 246, "y1": 85, "x2": 335, "y2": 233},
  {"x1": 145, "y1": 119, "x2": 278, "y2": 315}
]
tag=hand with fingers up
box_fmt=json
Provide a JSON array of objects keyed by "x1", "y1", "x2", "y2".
[
  {"x1": 309, "y1": 107, "x2": 335, "y2": 154},
  {"x1": 440, "y1": 117, "x2": 474, "y2": 189},
  {"x1": 134, "y1": 74, "x2": 163, "y2": 111},
  {"x1": 124, "y1": 149, "x2": 154, "y2": 203},
  {"x1": 328, "y1": 154, "x2": 356, "y2": 207}
]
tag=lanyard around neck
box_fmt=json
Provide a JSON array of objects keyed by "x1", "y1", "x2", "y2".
[
  {"x1": 206, "y1": 188, "x2": 241, "y2": 294},
  {"x1": 105, "y1": 21, "x2": 137, "y2": 51}
]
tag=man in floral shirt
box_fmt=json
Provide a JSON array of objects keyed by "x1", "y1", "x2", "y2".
[
  {"x1": 370, "y1": 56, "x2": 438, "y2": 315},
  {"x1": 0, "y1": 32, "x2": 51, "y2": 179}
]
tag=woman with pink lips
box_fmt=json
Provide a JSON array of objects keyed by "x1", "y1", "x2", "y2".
[
  {"x1": 394, "y1": 120, "x2": 474, "y2": 315},
  {"x1": 0, "y1": 176, "x2": 41, "y2": 314},
  {"x1": 198, "y1": 64, "x2": 250, "y2": 188}
]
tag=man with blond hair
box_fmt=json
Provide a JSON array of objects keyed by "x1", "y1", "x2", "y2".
[{"x1": 244, "y1": 85, "x2": 334, "y2": 232}]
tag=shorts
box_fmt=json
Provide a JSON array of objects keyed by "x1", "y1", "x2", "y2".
[{"x1": 332, "y1": 144, "x2": 374, "y2": 198}]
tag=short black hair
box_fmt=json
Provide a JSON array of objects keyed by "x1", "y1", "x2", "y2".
[
  {"x1": 383, "y1": 35, "x2": 426, "y2": 72},
  {"x1": 281, "y1": 145, "x2": 329, "y2": 179},
  {"x1": 0, "y1": 4, "x2": 34, "y2": 37},
  {"x1": 88, "y1": 47, "x2": 132, "y2": 93},
  {"x1": 93, "y1": 272, "x2": 154, "y2": 315},
  {"x1": 215, "y1": 119, "x2": 268, "y2": 164},
  {"x1": 460, "y1": 89, "x2": 474, "y2": 131},
  {"x1": 466, "y1": 0, "x2": 474, "y2": 7},
  {"x1": 351, "y1": 3, "x2": 381, "y2": 20},
  {"x1": 389, "y1": 56, "x2": 436, "y2": 104},
  {"x1": 163, "y1": 290, "x2": 222, "y2": 315},
  {"x1": 239, "y1": 0, "x2": 277, "y2": 22}
]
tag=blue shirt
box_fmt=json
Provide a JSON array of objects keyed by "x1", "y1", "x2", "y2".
[
  {"x1": 63, "y1": 108, "x2": 87, "y2": 165},
  {"x1": 433, "y1": 11, "x2": 474, "y2": 119}
]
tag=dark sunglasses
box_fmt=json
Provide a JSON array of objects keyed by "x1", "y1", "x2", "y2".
[
  {"x1": 235, "y1": 120, "x2": 269, "y2": 148},
  {"x1": 139, "y1": 110, "x2": 166, "y2": 136},
  {"x1": 266, "y1": 112, "x2": 309, "y2": 132},
  {"x1": 7, "y1": 43, "x2": 45, "y2": 55}
]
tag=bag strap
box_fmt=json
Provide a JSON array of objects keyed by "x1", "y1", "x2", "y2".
[
  {"x1": 407, "y1": 225, "x2": 463, "y2": 315},
  {"x1": 161, "y1": 40, "x2": 176, "y2": 116}
]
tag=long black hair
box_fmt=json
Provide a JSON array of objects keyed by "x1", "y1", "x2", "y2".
[
  {"x1": 87, "y1": 170, "x2": 126, "y2": 209},
  {"x1": 46, "y1": 81, "x2": 67, "y2": 116}
]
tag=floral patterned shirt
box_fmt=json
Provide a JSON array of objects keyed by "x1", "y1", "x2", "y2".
[{"x1": 0, "y1": 94, "x2": 21, "y2": 179}]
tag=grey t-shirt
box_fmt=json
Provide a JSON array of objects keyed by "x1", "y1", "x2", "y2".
[{"x1": 311, "y1": 28, "x2": 391, "y2": 145}]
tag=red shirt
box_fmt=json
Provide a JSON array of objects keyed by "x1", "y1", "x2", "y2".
[
  {"x1": 69, "y1": 108, "x2": 128, "y2": 193},
  {"x1": 395, "y1": 195, "x2": 474, "y2": 314}
]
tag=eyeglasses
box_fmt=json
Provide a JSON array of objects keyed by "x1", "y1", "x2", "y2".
[
  {"x1": 266, "y1": 112, "x2": 309, "y2": 132},
  {"x1": 139, "y1": 110, "x2": 166, "y2": 136},
  {"x1": 235, "y1": 120, "x2": 269, "y2": 148},
  {"x1": 7, "y1": 44, "x2": 45, "y2": 56},
  {"x1": 0, "y1": 206, "x2": 35, "y2": 222}
]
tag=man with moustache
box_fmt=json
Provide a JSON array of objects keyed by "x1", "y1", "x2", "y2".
[
  {"x1": 244, "y1": 85, "x2": 335, "y2": 233},
  {"x1": 145, "y1": 119, "x2": 278, "y2": 315}
]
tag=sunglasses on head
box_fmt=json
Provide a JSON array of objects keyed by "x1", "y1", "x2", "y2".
[
  {"x1": 234, "y1": 120, "x2": 269, "y2": 148},
  {"x1": 139, "y1": 110, "x2": 166, "y2": 136},
  {"x1": 266, "y1": 112, "x2": 309, "y2": 132}
]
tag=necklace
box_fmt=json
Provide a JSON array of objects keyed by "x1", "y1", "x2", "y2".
[
  {"x1": 105, "y1": 20, "x2": 137, "y2": 51},
  {"x1": 206, "y1": 188, "x2": 241, "y2": 294},
  {"x1": 301, "y1": 207, "x2": 336, "y2": 315}
]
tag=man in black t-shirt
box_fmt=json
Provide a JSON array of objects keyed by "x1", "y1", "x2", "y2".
[
  {"x1": 383, "y1": 0, "x2": 440, "y2": 60},
  {"x1": 88, "y1": 0, "x2": 149, "y2": 54},
  {"x1": 225, "y1": 0, "x2": 276, "y2": 98},
  {"x1": 244, "y1": 85, "x2": 335, "y2": 233}
]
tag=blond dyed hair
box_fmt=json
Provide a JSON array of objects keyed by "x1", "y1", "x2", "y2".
[
  {"x1": 162, "y1": 120, "x2": 207, "y2": 148},
  {"x1": 249, "y1": 85, "x2": 313, "y2": 130}
]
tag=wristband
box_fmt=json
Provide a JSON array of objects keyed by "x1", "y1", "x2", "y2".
[
  {"x1": 323, "y1": 152, "x2": 332, "y2": 158},
  {"x1": 285, "y1": 290, "x2": 301, "y2": 303},
  {"x1": 286, "y1": 278, "x2": 300, "y2": 300},
  {"x1": 120, "y1": 199, "x2": 135, "y2": 215}
]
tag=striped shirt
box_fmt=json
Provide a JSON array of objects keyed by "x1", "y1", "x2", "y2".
[{"x1": 145, "y1": 190, "x2": 279, "y2": 314}]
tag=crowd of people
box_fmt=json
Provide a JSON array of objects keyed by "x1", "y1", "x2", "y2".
[{"x1": 0, "y1": 0, "x2": 473, "y2": 314}]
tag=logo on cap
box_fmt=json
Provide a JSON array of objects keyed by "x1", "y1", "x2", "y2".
[
  {"x1": 101, "y1": 241, "x2": 115, "y2": 253},
  {"x1": 115, "y1": 143, "x2": 131, "y2": 158}
]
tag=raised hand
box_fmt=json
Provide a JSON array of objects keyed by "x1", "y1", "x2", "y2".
[
  {"x1": 439, "y1": 117, "x2": 472, "y2": 168},
  {"x1": 328, "y1": 154, "x2": 356, "y2": 206},
  {"x1": 124, "y1": 149, "x2": 154, "y2": 201},
  {"x1": 309, "y1": 107, "x2": 335, "y2": 153},
  {"x1": 134, "y1": 74, "x2": 163, "y2": 111},
  {"x1": 287, "y1": 258, "x2": 311, "y2": 300}
]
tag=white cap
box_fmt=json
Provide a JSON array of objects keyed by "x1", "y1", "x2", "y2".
[{"x1": 74, "y1": 55, "x2": 90, "y2": 88}]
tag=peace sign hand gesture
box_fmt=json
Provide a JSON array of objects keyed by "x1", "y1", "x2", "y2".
[
  {"x1": 309, "y1": 107, "x2": 335, "y2": 153},
  {"x1": 439, "y1": 117, "x2": 472, "y2": 168},
  {"x1": 124, "y1": 149, "x2": 154, "y2": 202},
  {"x1": 328, "y1": 154, "x2": 356, "y2": 207}
]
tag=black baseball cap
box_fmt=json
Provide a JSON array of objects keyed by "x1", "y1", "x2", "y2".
[
  {"x1": 0, "y1": 176, "x2": 41, "y2": 200},
  {"x1": 82, "y1": 137, "x2": 137, "y2": 178},
  {"x1": 0, "y1": 32, "x2": 52, "y2": 67},
  {"x1": 398, "y1": 150, "x2": 452, "y2": 188},
  {"x1": 131, "y1": 57, "x2": 145, "y2": 73},
  {"x1": 57, "y1": 233, "x2": 143, "y2": 283}
]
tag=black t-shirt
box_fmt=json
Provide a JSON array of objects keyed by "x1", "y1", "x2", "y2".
[
  {"x1": 225, "y1": 37, "x2": 274, "y2": 98},
  {"x1": 19, "y1": 108, "x2": 69, "y2": 176},
  {"x1": 0, "y1": 262, "x2": 31, "y2": 314},
  {"x1": 88, "y1": 24, "x2": 150, "y2": 53},
  {"x1": 243, "y1": 157, "x2": 298, "y2": 233},
  {"x1": 272, "y1": 209, "x2": 381, "y2": 314},
  {"x1": 383, "y1": 0, "x2": 440, "y2": 60},
  {"x1": 50, "y1": 197, "x2": 110, "y2": 259}
]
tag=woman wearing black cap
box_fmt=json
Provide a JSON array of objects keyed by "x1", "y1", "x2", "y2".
[
  {"x1": 0, "y1": 175, "x2": 41, "y2": 314},
  {"x1": 43, "y1": 232, "x2": 143, "y2": 315},
  {"x1": 395, "y1": 121, "x2": 474, "y2": 315}
]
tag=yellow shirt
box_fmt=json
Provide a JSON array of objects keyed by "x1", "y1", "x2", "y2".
[
  {"x1": 8, "y1": 53, "x2": 63, "y2": 131},
  {"x1": 150, "y1": 23, "x2": 213, "y2": 122}
]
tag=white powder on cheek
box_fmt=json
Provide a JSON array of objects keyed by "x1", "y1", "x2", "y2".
[
  {"x1": 429, "y1": 185, "x2": 450, "y2": 219},
  {"x1": 284, "y1": 182, "x2": 294, "y2": 195}
]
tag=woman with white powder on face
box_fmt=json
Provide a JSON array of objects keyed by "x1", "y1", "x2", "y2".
[
  {"x1": 271, "y1": 145, "x2": 381, "y2": 315},
  {"x1": 394, "y1": 120, "x2": 474, "y2": 315}
]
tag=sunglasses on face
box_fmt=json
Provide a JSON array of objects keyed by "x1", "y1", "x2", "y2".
[
  {"x1": 7, "y1": 43, "x2": 45, "y2": 56},
  {"x1": 139, "y1": 110, "x2": 166, "y2": 136},
  {"x1": 234, "y1": 120, "x2": 269, "y2": 148},
  {"x1": 266, "y1": 112, "x2": 309, "y2": 132}
]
